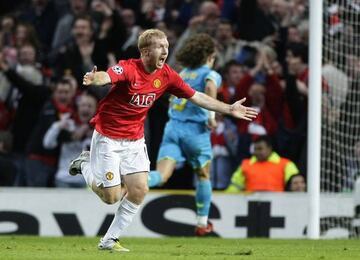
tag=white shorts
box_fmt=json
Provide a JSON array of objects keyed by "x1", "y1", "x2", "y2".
[{"x1": 90, "y1": 130, "x2": 150, "y2": 188}]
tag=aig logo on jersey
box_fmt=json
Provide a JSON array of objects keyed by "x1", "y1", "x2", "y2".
[
  {"x1": 112, "y1": 65, "x2": 123, "y2": 75},
  {"x1": 153, "y1": 79, "x2": 161, "y2": 88},
  {"x1": 130, "y1": 93, "x2": 156, "y2": 107}
]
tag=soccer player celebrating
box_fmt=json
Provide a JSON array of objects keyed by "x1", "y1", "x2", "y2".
[
  {"x1": 69, "y1": 29, "x2": 257, "y2": 252},
  {"x1": 147, "y1": 33, "x2": 224, "y2": 236}
]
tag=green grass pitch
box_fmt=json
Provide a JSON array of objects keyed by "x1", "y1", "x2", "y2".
[{"x1": 0, "y1": 236, "x2": 359, "y2": 260}]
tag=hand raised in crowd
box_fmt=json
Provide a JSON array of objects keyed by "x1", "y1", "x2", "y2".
[
  {"x1": 188, "y1": 15, "x2": 205, "y2": 29},
  {"x1": 72, "y1": 124, "x2": 91, "y2": 141},
  {"x1": 0, "y1": 51, "x2": 9, "y2": 71},
  {"x1": 91, "y1": 0, "x2": 113, "y2": 17},
  {"x1": 57, "y1": 113, "x2": 72, "y2": 130},
  {"x1": 296, "y1": 79, "x2": 308, "y2": 96},
  {"x1": 229, "y1": 98, "x2": 258, "y2": 121},
  {"x1": 83, "y1": 66, "x2": 97, "y2": 85}
]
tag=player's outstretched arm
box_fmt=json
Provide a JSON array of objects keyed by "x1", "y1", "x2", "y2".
[
  {"x1": 83, "y1": 66, "x2": 111, "y2": 86},
  {"x1": 189, "y1": 91, "x2": 258, "y2": 121}
]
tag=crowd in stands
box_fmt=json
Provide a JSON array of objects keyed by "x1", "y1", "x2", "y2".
[{"x1": 0, "y1": 0, "x2": 356, "y2": 192}]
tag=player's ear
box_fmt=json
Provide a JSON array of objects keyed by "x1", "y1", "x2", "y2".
[{"x1": 140, "y1": 48, "x2": 149, "y2": 57}]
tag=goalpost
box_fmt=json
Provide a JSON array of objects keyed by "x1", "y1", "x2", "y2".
[
  {"x1": 307, "y1": 0, "x2": 322, "y2": 239},
  {"x1": 310, "y1": 0, "x2": 360, "y2": 238}
]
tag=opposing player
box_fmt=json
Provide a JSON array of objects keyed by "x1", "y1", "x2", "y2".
[
  {"x1": 147, "y1": 33, "x2": 221, "y2": 236},
  {"x1": 69, "y1": 29, "x2": 257, "y2": 252}
]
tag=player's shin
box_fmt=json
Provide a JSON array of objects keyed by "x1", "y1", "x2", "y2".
[
  {"x1": 195, "y1": 179, "x2": 212, "y2": 227},
  {"x1": 102, "y1": 198, "x2": 140, "y2": 241}
]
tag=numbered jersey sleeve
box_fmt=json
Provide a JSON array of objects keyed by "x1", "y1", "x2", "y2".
[
  {"x1": 167, "y1": 69, "x2": 196, "y2": 98},
  {"x1": 205, "y1": 70, "x2": 222, "y2": 88},
  {"x1": 106, "y1": 61, "x2": 129, "y2": 84}
]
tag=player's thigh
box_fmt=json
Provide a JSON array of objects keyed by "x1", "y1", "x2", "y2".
[
  {"x1": 123, "y1": 172, "x2": 148, "y2": 204},
  {"x1": 119, "y1": 138, "x2": 150, "y2": 175},
  {"x1": 157, "y1": 126, "x2": 185, "y2": 165},
  {"x1": 90, "y1": 130, "x2": 121, "y2": 188},
  {"x1": 183, "y1": 131, "x2": 212, "y2": 172},
  {"x1": 100, "y1": 185, "x2": 123, "y2": 204}
]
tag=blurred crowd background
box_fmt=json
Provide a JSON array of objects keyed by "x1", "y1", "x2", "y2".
[{"x1": 0, "y1": 0, "x2": 357, "y2": 193}]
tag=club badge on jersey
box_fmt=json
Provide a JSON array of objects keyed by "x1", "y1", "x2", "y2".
[
  {"x1": 112, "y1": 65, "x2": 123, "y2": 75},
  {"x1": 153, "y1": 79, "x2": 161, "y2": 88}
]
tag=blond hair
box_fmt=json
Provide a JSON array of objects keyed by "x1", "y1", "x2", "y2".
[{"x1": 138, "y1": 29, "x2": 167, "y2": 50}]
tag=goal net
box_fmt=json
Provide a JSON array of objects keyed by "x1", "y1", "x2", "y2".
[{"x1": 322, "y1": 0, "x2": 360, "y2": 237}]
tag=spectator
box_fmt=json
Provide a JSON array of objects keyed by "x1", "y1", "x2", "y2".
[
  {"x1": 0, "y1": 44, "x2": 52, "y2": 186},
  {"x1": 13, "y1": 22, "x2": 41, "y2": 51},
  {"x1": 25, "y1": 78, "x2": 75, "y2": 187},
  {"x1": 43, "y1": 93, "x2": 97, "y2": 188},
  {"x1": 236, "y1": 0, "x2": 276, "y2": 41},
  {"x1": 210, "y1": 114, "x2": 238, "y2": 190},
  {"x1": 163, "y1": 0, "x2": 195, "y2": 31},
  {"x1": 138, "y1": 0, "x2": 166, "y2": 28},
  {"x1": 90, "y1": 0, "x2": 127, "y2": 60},
  {"x1": 0, "y1": 44, "x2": 49, "y2": 154},
  {"x1": 52, "y1": 0, "x2": 89, "y2": 49},
  {"x1": 282, "y1": 42, "x2": 331, "y2": 173},
  {"x1": 18, "y1": 0, "x2": 59, "y2": 54},
  {"x1": 214, "y1": 19, "x2": 244, "y2": 69},
  {"x1": 235, "y1": 47, "x2": 285, "y2": 160},
  {"x1": 0, "y1": 131, "x2": 16, "y2": 186},
  {"x1": 218, "y1": 60, "x2": 243, "y2": 104},
  {"x1": 285, "y1": 173, "x2": 306, "y2": 192},
  {"x1": 56, "y1": 14, "x2": 109, "y2": 87},
  {"x1": 225, "y1": 135, "x2": 300, "y2": 192},
  {"x1": 120, "y1": 8, "x2": 141, "y2": 59},
  {"x1": 168, "y1": 1, "x2": 220, "y2": 67},
  {"x1": 15, "y1": 44, "x2": 43, "y2": 85},
  {"x1": 0, "y1": 15, "x2": 16, "y2": 48}
]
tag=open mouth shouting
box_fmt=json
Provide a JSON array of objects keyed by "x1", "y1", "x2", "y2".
[{"x1": 157, "y1": 56, "x2": 167, "y2": 67}]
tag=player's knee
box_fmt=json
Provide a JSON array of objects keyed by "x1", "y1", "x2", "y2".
[
  {"x1": 127, "y1": 183, "x2": 148, "y2": 203},
  {"x1": 102, "y1": 192, "x2": 120, "y2": 205},
  {"x1": 197, "y1": 169, "x2": 210, "y2": 180},
  {"x1": 196, "y1": 162, "x2": 211, "y2": 180}
]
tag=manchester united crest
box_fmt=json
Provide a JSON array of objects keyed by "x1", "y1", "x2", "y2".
[
  {"x1": 105, "y1": 172, "x2": 114, "y2": 181},
  {"x1": 153, "y1": 79, "x2": 161, "y2": 88}
]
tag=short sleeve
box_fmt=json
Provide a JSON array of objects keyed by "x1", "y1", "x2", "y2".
[
  {"x1": 205, "y1": 70, "x2": 222, "y2": 88},
  {"x1": 106, "y1": 61, "x2": 129, "y2": 84},
  {"x1": 167, "y1": 69, "x2": 196, "y2": 99}
]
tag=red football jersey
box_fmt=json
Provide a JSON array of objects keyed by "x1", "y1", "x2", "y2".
[{"x1": 90, "y1": 59, "x2": 195, "y2": 139}]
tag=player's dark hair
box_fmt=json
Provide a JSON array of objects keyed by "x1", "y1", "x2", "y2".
[{"x1": 176, "y1": 33, "x2": 215, "y2": 69}]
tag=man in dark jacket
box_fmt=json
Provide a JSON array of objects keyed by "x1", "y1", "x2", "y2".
[{"x1": 25, "y1": 78, "x2": 75, "y2": 187}]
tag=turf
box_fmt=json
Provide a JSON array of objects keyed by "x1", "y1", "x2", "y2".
[{"x1": 0, "y1": 236, "x2": 359, "y2": 260}]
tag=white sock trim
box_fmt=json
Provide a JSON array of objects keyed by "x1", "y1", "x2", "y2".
[{"x1": 197, "y1": 216, "x2": 208, "y2": 227}]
